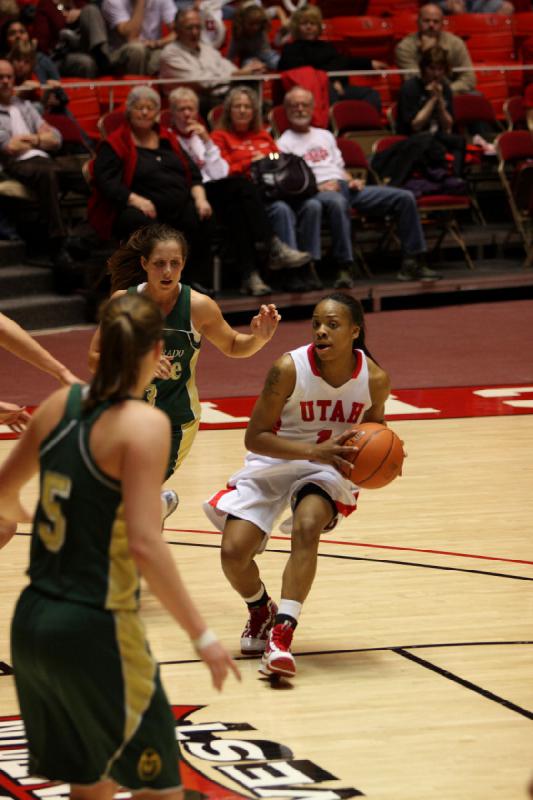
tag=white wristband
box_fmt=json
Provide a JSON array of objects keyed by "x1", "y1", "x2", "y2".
[{"x1": 193, "y1": 628, "x2": 218, "y2": 652}]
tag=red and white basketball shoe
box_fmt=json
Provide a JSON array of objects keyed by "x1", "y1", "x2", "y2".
[
  {"x1": 259, "y1": 621, "x2": 296, "y2": 678},
  {"x1": 240, "y1": 598, "x2": 277, "y2": 655}
]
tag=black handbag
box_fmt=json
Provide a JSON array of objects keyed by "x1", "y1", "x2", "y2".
[{"x1": 250, "y1": 152, "x2": 317, "y2": 205}]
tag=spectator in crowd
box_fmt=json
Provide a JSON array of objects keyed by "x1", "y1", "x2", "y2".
[
  {"x1": 168, "y1": 86, "x2": 311, "y2": 295},
  {"x1": 228, "y1": 2, "x2": 287, "y2": 70},
  {"x1": 211, "y1": 85, "x2": 318, "y2": 292},
  {"x1": 30, "y1": 0, "x2": 112, "y2": 77},
  {"x1": 397, "y1": 46, "x2": 466, "y2": 176},
  {"x1": 101, "y1": 0, "x2": 176, "y2": 75},
  {"x1": 159, "y1": 8, "x2": 266, "y2": 117},
  {"x1": 436, "y1": 0, "x2": 513, "y2": 13},
  {"x1": 88, "y1": 86, "x2": 215, "y2": 294},
  {"x1": 0, "y1": 19, "x2": 61, "y2": 84},
  {"x1": 8, "y1": 40, "x2": 60, "y2": 108},
  {"x1": 0, "y1": 59, "x2": 76, "y2": 281},
  {"x1": 278, "y1": 86, "x2": 440, "y2": 285},
  {"x1": 278, "y1": 4, "x2": 387, "y2": 110},
  {"x1": 395, "y1": 3, "x2": 476, "y2": 94}
]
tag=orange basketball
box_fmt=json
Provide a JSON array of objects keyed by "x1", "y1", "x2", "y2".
[{"x1": 346, "y1": 422, "x2": 404, "y2": 489}]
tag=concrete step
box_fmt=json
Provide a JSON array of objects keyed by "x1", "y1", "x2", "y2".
[
  {"x1": 0, "y1": 264, "x2": 55, "y2": 297},
  {"x1": 0, "y1": 240, "x2": 26, "y2": 266},
  {"x1": 0, "y1": 293, "x2": 88, "y2": 330}
]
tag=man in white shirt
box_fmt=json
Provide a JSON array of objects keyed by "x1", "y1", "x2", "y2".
[
  {"x1": 0, "y1": 60, "x2": 76, "y2": 282},
  {"x1": 159, "y1": 8, "x2": 265, "y2": 117},
  {"x1": 102, "y1": 0, "x2": 177, "y2": 75},
  {"x1": 277, "y1": 86, "x2": 440, "y2": 285}
]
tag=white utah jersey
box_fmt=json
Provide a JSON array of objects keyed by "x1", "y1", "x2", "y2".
[{"x1": 276, "y1": 344, "x2": 372, "y2": 442}]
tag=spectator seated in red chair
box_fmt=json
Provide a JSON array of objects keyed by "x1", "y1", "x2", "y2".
[
  {"x1": 29, "y1": 0, "x2": 112, "y2": 77},
  {"x1": 277, "y1": 86, "x2": 440, "y2": 285},
  {"x1": 159, "y1": 8, "x2": 266, "y2": 120},
  {"x1": 394, "y1": 3, "x2": 476, "y2": 95},
  {"x1": 397, "y1": 45, "x2": 466, "y2": 176},
  {"x1": 0, "y1": 19, "x2": 60, "y2": 85},
  {"x1": 278, "y1": 4, "x2": 387, "y2": 111},
  {"x1": 88, "y1": 85, "x2": 216, "y2": 295},
  {"x1": 0, "y1": 58, "x2": 79, "y2": 286},
  {"x1": 168, "y1": 86, "x2": 311, "y2": 296}
]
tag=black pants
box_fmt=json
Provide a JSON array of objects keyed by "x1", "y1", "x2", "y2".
[
  {"x1": 205, "y1": 175, "x2": 273, "y2": 276},
  {"x1": 5, "y1": 156, "x2": 67, "y2": 242},
  {"x1": 114, "y1": 197, "x2": 214, "y2": 288}
]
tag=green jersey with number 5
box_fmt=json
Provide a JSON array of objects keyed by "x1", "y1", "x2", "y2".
[{"x1": 30, "y1": 383, "x2": 139, "y2": 611}]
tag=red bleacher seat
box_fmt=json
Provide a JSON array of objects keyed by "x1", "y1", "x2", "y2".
[
  {"x1": 453, "y1": 92, "x2": 502, "y2": 136},
  {"x1": 97, "y1": 109, "x2": 126, "y2": 138},
  {"x1": 447, "y1": 13, "x2": 513, "y2": 37},
  {"x1": 475, "y1": 70, "x2": 511, "y2": 120},
  {"x1": 503, "y1": 95, "x2": 527, "y2": 129},
  {"x1": 390, "y1": 12, "x2": 419, "y2": 42},
  {"x1": 365, "y1": 0, "x2": 419, "y2": 16},
  {"x1": 326, "y1": 16, "x2": 394, "y2": 61},
  {"x1": 95, "y1": 75, "x2": 149, "y2": 113},
  {"x1": 466, "y1": 31, "x2": 516, "y2": 64},
  {"x1": 60, "y1": 79, "x2": 101, "y2": 140}
]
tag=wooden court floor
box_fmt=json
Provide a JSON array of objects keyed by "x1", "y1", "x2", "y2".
[{"x1": 1, "y1": 413, "x2": 532, "y2": 800}]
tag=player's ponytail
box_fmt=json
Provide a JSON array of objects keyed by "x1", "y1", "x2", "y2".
[{"x1": 84, "y1": 293, "x2": 163, "y2": 412}]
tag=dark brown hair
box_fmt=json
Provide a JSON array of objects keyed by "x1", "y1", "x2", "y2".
[
  {"x1": 107, "y1": 223, "x2": 188, "y2": 293},
  {"x1": 84, "y1": 292, "x2": 163, "y2": 412},
  {"x1": 419, "y1": 45, "x2": 450, "y2": 75}
]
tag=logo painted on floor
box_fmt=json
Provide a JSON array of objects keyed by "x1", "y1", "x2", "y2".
[
  {"x1": 1, "y1": 385, "x2": 532, "y2": 439},
  {"x1": 198, "y1": 385, "x2": 533, "y2": 429},
  {"x1": 0, "y1": 709, "x2": 364, "y2": 800}
]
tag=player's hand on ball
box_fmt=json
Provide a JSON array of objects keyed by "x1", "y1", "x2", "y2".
[
  {"x1": 199, "y1": 641, "x2": 242, "y2": 691},
  {"x1": 311, "y1": 429, "x2": 359, "y2": 475}
]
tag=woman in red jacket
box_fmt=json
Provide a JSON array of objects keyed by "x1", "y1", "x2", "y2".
[
  {"x1": 212, "y1": 86, "x2": 318, "y2": 292},
  {"x1": 89, "y1": 85, "x2": 215, "y2": 294}
]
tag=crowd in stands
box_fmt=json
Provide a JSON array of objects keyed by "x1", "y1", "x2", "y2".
[{"x1": 0, "y1": 0, "x2": 531, "y2": 296}]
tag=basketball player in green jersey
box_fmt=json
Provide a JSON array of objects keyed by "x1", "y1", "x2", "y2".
[
  {"x1": 88, "y1": 224, "x2": 281, "y2": 479},
  {"x1": 0, "y1": 292, "x2": 239, "y2": 800}
]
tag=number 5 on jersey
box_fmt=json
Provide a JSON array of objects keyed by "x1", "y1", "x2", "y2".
[{"x1": 38, "y1": 471, "x2": 72, "y2": 552}]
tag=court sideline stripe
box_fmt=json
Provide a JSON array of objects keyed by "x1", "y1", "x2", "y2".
[
  {"x1": 157, "y1": 639, "x2": 533, "y2": 667},
  {"x1": 14, "y1": 527, "x2": 533, "y2": 568},
  {"x1": 393, "y1": 647, "x2": 533, "y2": 721},
  {"x1": 165, "y1": 528, "x2": 533, "y2": 567},
  {"x1": 166, "y1": 540, "x2": 533, "y2": 582}
]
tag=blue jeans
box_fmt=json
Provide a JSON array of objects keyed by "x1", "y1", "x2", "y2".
[
  {"x1": 266, "y1": 200, "x2": 300, "y2": 249},
  {"x1": 296, "y1": 181, "x2": 427, "y2": 262}
]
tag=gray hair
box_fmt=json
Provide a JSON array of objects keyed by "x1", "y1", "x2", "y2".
[
  {"x1": 284, "y1": 86, "x2": 314, "y2": 108},
  {"x1": 169, "y1": 86, "x2": 199, "y2": 109},
  {"x1": 125, "y1": 86, "x2": 161, "y2": 116}
]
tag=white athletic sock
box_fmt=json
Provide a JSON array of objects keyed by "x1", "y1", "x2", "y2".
[
  {"x1": 243, "y1": 583, "x2": 266, "y2": 604},
  {"x1": 278, "y1": 599, "x2": 302, "y2": 623}
]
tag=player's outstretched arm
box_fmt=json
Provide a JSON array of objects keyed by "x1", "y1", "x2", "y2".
[
  {"x1": 193, "y1": 294, "x2": 281, "y2": 358},
  {"x1": 0, "y1": 312, "x2": 80, "y2": 385},
  {"x1": 122, "y1": 406, "x2": 240, "y2": 690}
]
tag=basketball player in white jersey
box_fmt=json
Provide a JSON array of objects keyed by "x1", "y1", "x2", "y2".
[{"x1": 204, "y1": 293, "x2": 392, "y2": 678}]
